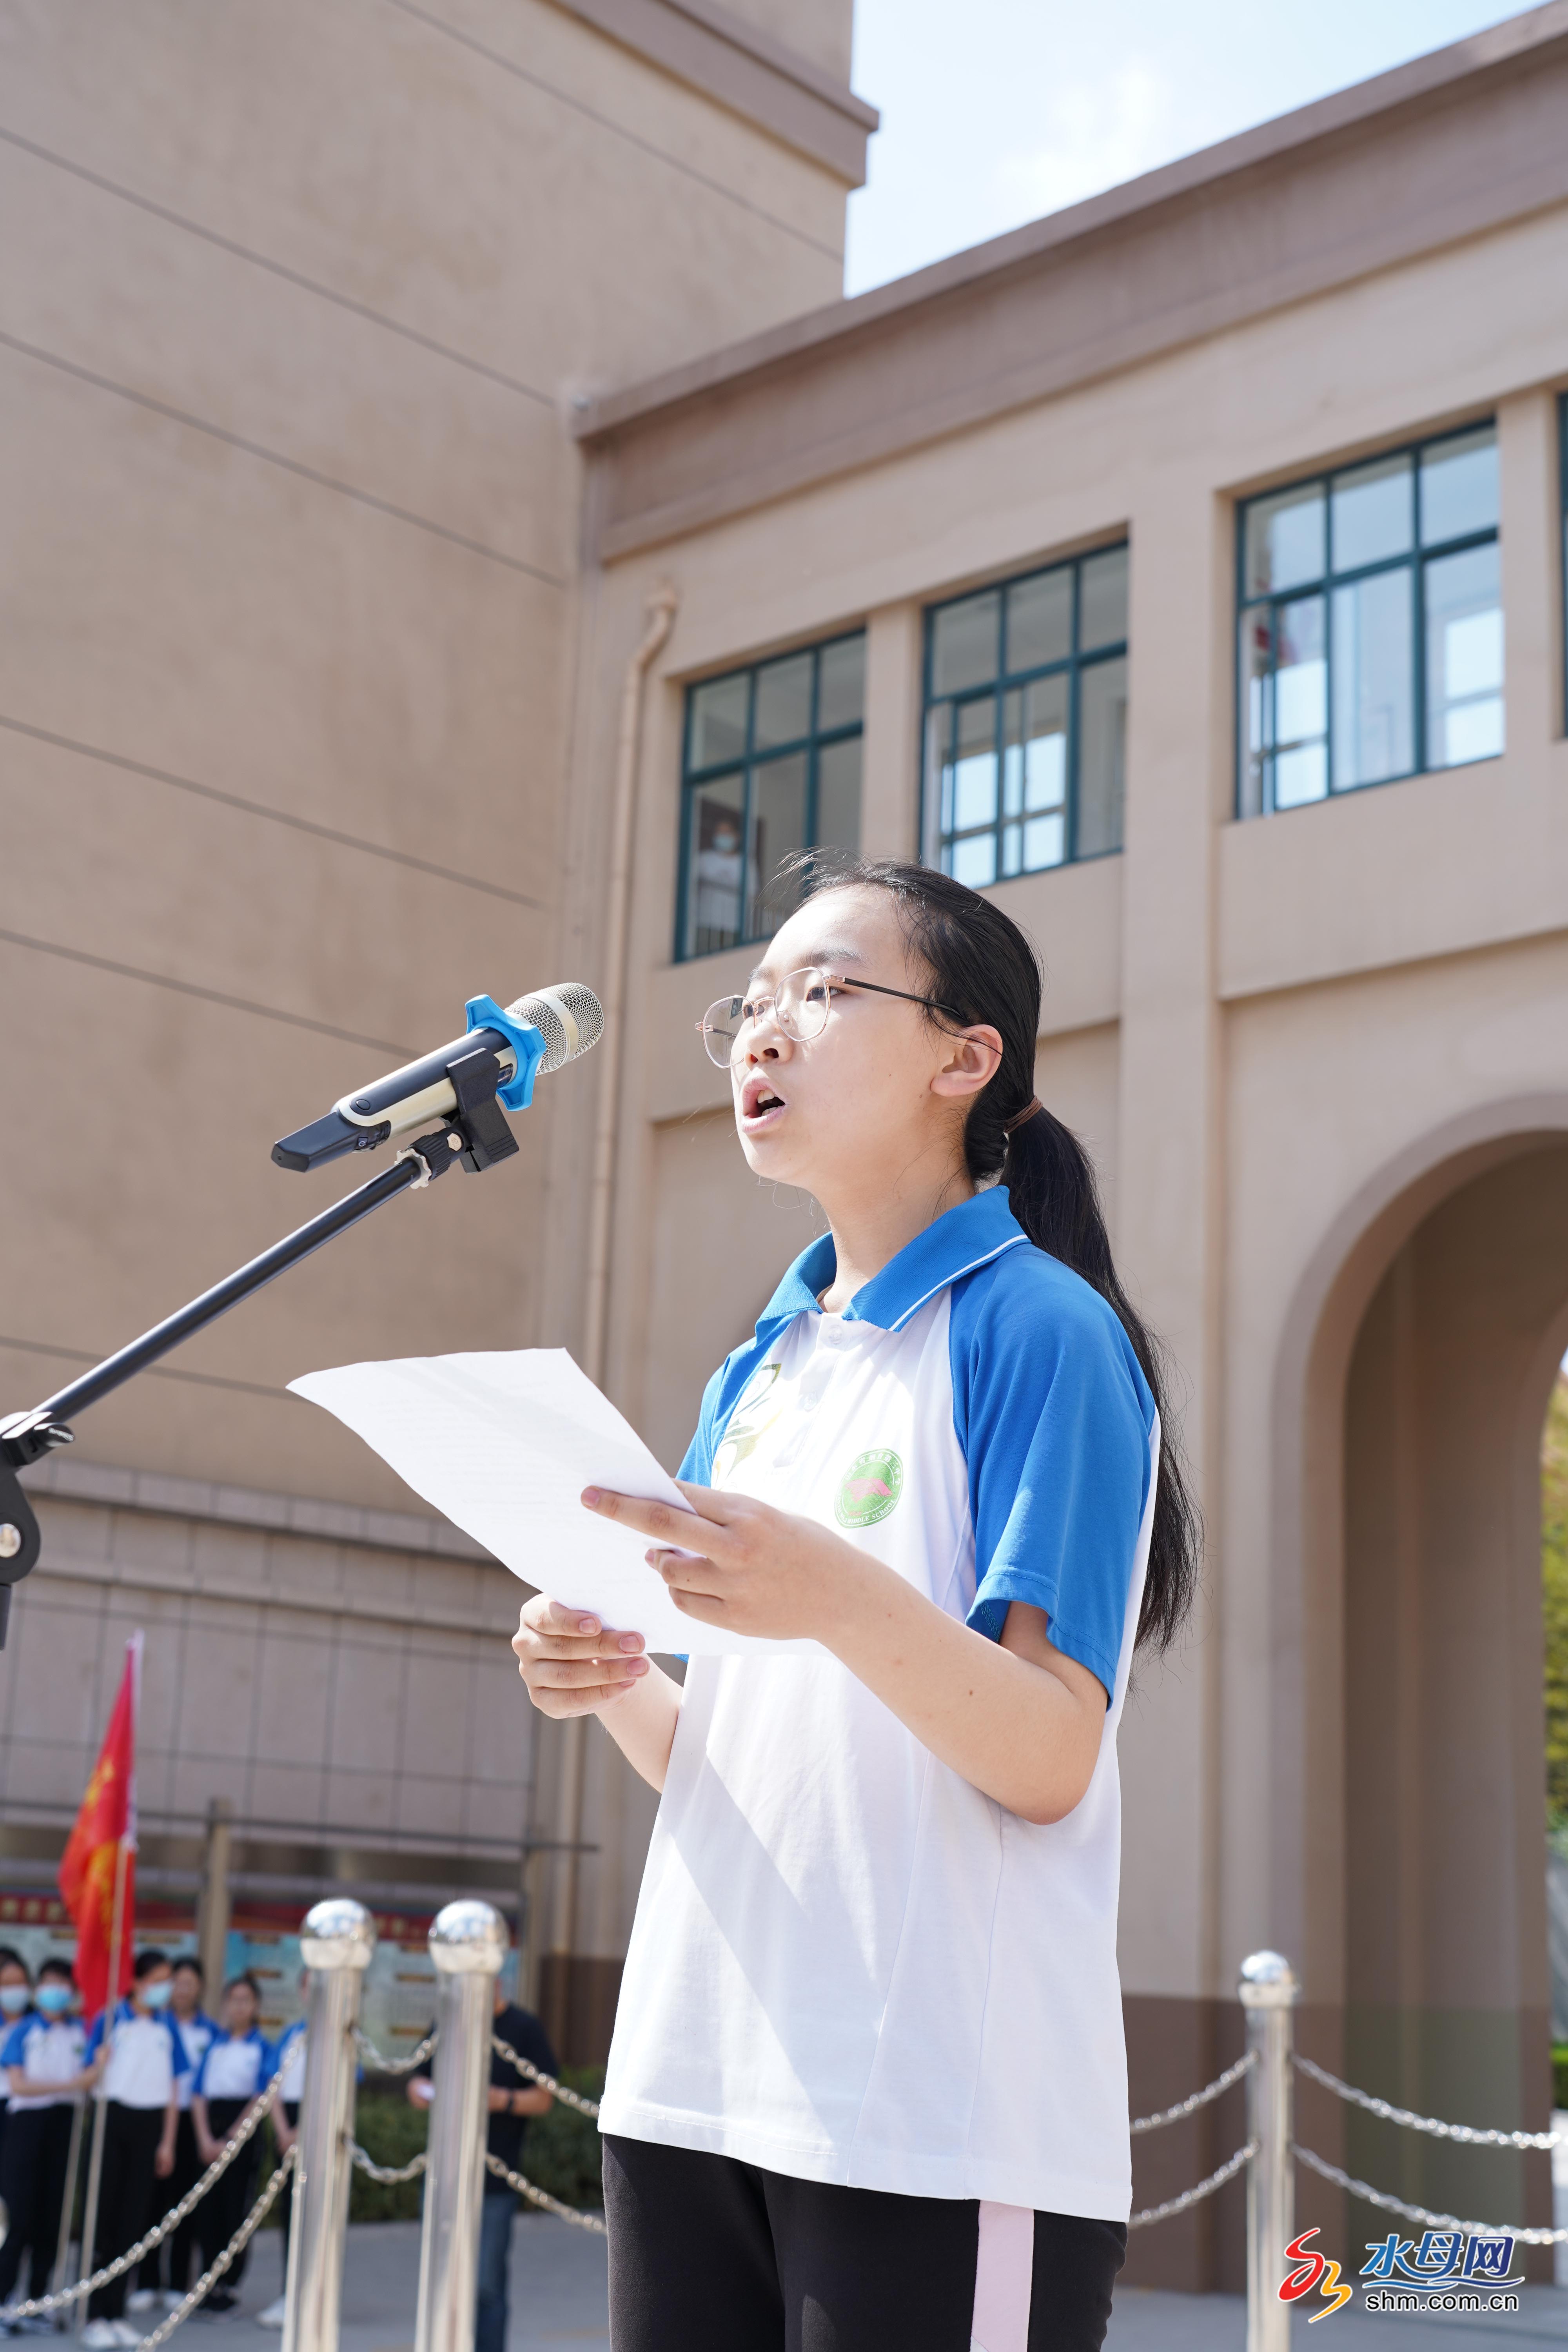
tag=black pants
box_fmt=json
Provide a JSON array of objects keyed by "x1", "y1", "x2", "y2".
[
  {"x1": 138, "y1": 2109, "x2": 202, "y2": 2294},
  {"x1": 0, "y1": 2104, "x2": 76, "y2": 2304},
  {"x1": 603, "y1": 2136, "x2": 1126, "y2": 2352},
  {"x1": 199, "y1": 2098, "x2": 259, "y2": 2294},
  {"x1": 89, "y1": 2104, "x2": 166, "y2": 2322}
]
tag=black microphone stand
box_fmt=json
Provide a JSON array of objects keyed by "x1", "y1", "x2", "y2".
[{"x1": 0, "y1": 1040, "x2": 523, "y2": 1646}]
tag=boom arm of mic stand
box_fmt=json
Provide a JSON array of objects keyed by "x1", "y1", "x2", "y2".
[{"x1": 0, "y1": 1042, "x2": 520, "y2": 1646}]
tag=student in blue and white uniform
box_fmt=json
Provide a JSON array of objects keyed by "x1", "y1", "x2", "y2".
[
  {"x1": 82, "y1": 1951, "x2": 191, "y2": 2349},
  {"x1": 130, "y1": 1956, "x2": 217, "y2": 2316},
  {"x1": 0, "y1": 1959, "x2": 92, "y2": 2311},
  {"x1": 514, "y1": 860, "x2": 1199, "y2": 2352},
  {"x1": 0, "y1": 1948, "x2": 31, "y2": 2173},
  {"x1": 191, "y1": 1974, "x2": 272, "y2": 2312}
]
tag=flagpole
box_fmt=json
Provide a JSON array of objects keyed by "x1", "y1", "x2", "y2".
[
  {"x1": 75, "y1": 1827, "x2": 130, "y2": 2332},
  {"x1": 51, "y1": 2090, "x2": 87, "y2": 2303}
]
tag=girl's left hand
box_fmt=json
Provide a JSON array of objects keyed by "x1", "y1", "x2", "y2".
[{"x1": 581, "y1": 1483, "x2": 864, "y2": 1643}]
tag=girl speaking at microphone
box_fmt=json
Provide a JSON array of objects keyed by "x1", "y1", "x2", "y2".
[{"x1": 513, "y1": 862, "x2": 1198, "y2": 2352}]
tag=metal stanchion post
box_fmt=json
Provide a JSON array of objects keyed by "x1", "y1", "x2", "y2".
[
  {"x1": 414, "y1": 1900, "x2": 507, "y2": 2352},
  {"x1": 281, "y1": 1898, "x2": 376, "y2": 2352},
  {"x1": 1240, "y1": 1950, "x2": 1298, "y2": 2352}
]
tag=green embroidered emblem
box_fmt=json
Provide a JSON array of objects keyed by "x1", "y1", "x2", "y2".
[{"x1": 835, "y1": 1448, "x2": 904, "y2": 1529}]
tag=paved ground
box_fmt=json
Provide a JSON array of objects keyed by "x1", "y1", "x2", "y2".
[{"x1": 177, "y1": 2216, "x2": 1568, "y2": 2349}]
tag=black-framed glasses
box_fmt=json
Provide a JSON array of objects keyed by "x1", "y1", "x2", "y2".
[{"x1": 697, "y1": 965, "x2": 965, "y2": 1068}]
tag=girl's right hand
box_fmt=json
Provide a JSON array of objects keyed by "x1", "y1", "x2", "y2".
[{"x1": 511, "y1": 1596, "x2": 650, "y2": 1717}]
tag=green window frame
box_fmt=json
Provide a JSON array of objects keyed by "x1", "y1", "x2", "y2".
[
  {"x1": 1237, "y1": 420, "x2": 1502, "y2": 817},
  {"x1": 677, "y1": 632, "x2": 866, "y2": 963},
  {"x1": 921, "y1": 544, "x2": 1129, "y2": 888}
]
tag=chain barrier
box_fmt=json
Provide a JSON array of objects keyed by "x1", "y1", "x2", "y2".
[
  {"x1": 1129, "y1": 2141, "x2": 1257, "y2": 2230},
  {"x1": 129, "y1": 2147, "x2": 297, "y2": 2352},
  {"x1": 490, "y1": 2031, "x2": 602, "y2": 2119},
  {"x1": 1292, "y1": 2141, "x2": 1568, "y2": 2246},
  {"x1": 353, "y1": 2025, "x2": 440, "y2": 2077},
  {"x1": 1130, "y1": 2051, "x2": 1255, "y2": 2135},
  {"x1": 350, "y1": 2143, "x2": 429, "y2": 2185},
  {"x1": 5, "y1": 2062, "x2": 289, "y2": 2318},
  {"x1": 1294, "y1": 2052, "x2": 1561, "y2": 2150},
  {"x1": 483, "y1": 2152, "x2": 607, "y2": 2235}
]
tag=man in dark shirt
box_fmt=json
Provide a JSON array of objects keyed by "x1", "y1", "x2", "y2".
[{"x1": 408, "y1": 1983, "x2": 556, "y2": 2352}]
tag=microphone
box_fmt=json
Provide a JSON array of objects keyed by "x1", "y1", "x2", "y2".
[{"x1": 272, "y1": 983, "x2": 603, "y2": 1173}]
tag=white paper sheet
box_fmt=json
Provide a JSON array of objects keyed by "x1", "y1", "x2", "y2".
[{"x1": 288, "y1": 1348, "x2": 808, "y2": 1657}]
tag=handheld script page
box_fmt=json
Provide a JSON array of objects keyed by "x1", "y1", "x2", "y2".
[{"x1": 289, "y1": 1348, "x2": 815, "y2": 1658}]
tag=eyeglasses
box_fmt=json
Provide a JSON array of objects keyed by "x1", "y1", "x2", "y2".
[{"x1": 697, "y1": 965, "x2": 964, "y2": 1068}]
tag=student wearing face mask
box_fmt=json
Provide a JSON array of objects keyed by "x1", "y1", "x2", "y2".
[
  {"x1": 129, "y1": 1958, "x2": 216, "y2": 2317},
  {"x1": 0, "y1": 1960, "x2": 94, "y2": 2319},
  {"x1": 0, "y1": 1950, "x2": 31, "y2": 2171},
  {"x1": 80, "y1": 1953, "x2": 191, "y2": 2351},
  {"x1": 191, "y1": 1975, "x2": 272, "y2": 2314}
]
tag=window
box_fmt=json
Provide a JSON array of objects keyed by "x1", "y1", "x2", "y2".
[
  {"x1": 922, "y1": 544, "x2": 1128, "y2": 887},
  {"x1": 1238, "y1": 422, "x2": 1502, "y2": 816},
  {"x1": 677, "y1": 633, "x2": 865, "y2": 960}
]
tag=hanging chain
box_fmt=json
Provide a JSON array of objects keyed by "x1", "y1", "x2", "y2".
[
  {"x1": 129, "y1": 2147, "x2": 297, "y2": 2352},
  {"x1": 1131, "y1": 2052, "x2": 1256, "y2": 2134},
  {"x1": 350, "y1": 2143, "x2": 429, "y2": 2185},
  {"x1": 6, "y1": 2061, "x2": 289, "y2": 2317},
  {"x1": 1127, "y1": 2141, "x2": 1256, "y2": 2230},
  {"x1": 483, "y1": 2151, "x2": 606, "y2": 2234},
  {"x1": 490, "y1": 2031, "x2": 601, "y2": 2118},
  {"x1": 352, "y1": 2024, "x2": 440, "y2": 2076},
  {"x1": 1292, "y1": 2141, "x2": 1568, "y2": 2245},
  {"x1": 1294, "y1": 2053, "x2": 1562, "y2": 2150}
]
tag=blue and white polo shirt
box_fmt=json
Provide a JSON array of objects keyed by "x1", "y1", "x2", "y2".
[
  {"x1": 599, "y1": 1187, "x2": 1158, "y2": 2220},
  {"x1": 1, "y1": 2010, "x2": 87, "y2": 2109},
  {"x1": 194, "y1": 2025, "x2": 273, "y2": 2104}
]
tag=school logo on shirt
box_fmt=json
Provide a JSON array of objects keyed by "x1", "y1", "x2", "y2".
[{"x1": 835, "y1": 1448, "x2": 904, "y2": 1529}]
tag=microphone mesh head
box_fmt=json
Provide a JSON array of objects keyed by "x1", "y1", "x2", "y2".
[{"x1": 505, "y1": 983, "x2": 604, "y2": 1073}]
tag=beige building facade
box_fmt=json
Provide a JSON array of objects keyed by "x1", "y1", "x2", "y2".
[{"x1": 6, "y1": 0, "x2": 1568, "y2": 2293}]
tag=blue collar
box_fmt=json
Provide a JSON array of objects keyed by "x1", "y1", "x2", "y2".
[{"x1": 755, "y1": 1189, "x2": 1028, "y2": 1340}]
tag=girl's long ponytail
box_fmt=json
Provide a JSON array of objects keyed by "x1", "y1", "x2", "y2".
[{"x1": 796, "y1": 855, "x2": 1200, "y2": 1654}]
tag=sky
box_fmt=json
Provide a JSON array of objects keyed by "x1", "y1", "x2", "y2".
[{"x1": 843, "y1": 0, "x2": 1530, "y2": 296}]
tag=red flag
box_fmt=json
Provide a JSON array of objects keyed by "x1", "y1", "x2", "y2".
[{"x1": 59, "y1": 1633, "x2": 141, "y2": 2020}]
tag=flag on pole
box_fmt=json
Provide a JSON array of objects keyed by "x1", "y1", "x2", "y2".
[{"x1": 59, "y1": 1632, "x2": 142, "y2": 2020}]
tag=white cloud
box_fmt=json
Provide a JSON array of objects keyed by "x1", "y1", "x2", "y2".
[{"x1": 988, "y1": 60, "x2": 1171, "y2": 224}]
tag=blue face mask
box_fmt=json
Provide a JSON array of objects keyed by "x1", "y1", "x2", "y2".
[
  {"x1": 36, "y1": 1984, "x2": 73, "y2": 2016},
  {"x1": 0, "y1": 1984, "x2": 30, "y2": 2016},
  {"x1": 140, "y1": 1980, "x2": 174, "y2": 2011}
]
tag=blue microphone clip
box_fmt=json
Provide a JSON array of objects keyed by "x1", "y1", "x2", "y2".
[{"x1": 465, "y1": 995, "x2": 548, "y2": 1111}]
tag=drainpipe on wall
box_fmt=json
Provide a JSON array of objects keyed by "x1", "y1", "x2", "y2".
[{"x1": 548, "y1": 580, "x2": 679, "y2": 2045}]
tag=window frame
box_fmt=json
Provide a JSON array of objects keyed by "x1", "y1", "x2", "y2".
[
  {"x1": 920, "y1": 542, "x2": 1129, "y2": 886},
  {"x1": 1234, "y1": 418, "x2": 1501, "y2": 818},
  {"x1": 675, "y1": 629, "x2": 867, "y2": 964}
]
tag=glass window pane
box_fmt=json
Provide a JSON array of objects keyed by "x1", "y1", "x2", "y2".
[
  {"x1": 1420, "y1": 427, "x2": 1498, "y2": 546},
  {"x1": 1270, "y1": 597, "x2": 1327, "y2": 810},
  {"x1": 817, "y1": 635, "x2": 866, "y2": 732},
  {"x1": 951, "y1": 831, "x2": 996, "y2": 888},
  {"x1": 1238, "y1": 608, "x2": 1272, "y2": 818},
  {"x1": 1004, "y1": 673, "x2": 1067, "y2": 829},
  {"x1": 1079, "y1": 545, "x2": 1129, "y2": 651},
  {"x1": 753, "y1": 652, "x2": 813, "y2": 751},
  {"x1": 686, "y1": 779, "x2": 745, "y2": 957},
  {"x1": 1331, "y1": 454, "x2": 1412, "y2": 573},
  {"x1": 1425, "y1": 542, "x2": 1504, "y2": 769},
  {"x1": 952, "y1": 697, "x2": 998, "y2": 833},
  {"x1": 1023, "y1": 812, "x2": 1065, "y2": 869},
  {"x1": 688, "y1": 673, "x2": 749, "y2": 770},
  {"x1": 1331, "y1": 570, "x2": 1413, "y2": 791},
  {"x1": 1001, "y1": 822, "x2": 1022, "y2": 877},
  {"x1": 1274, "y1": 743, "x2": 1328, "y2": 808},
  {"x1": 1245, "y1": 484, "x2": 1325, "y2": 597},
  {"x1": 814, "y1": 737, "x2": 861, "y2": 857},
  {"x1": 932, "y1": 590, "x2": 1000, "y2": 696},
  {"x1": 746, "y1": 752, "x2": 809, "y2": 935},
  {"x1": 1005, "y1": 567, "x2": 1072, "y2": 673},
  {"x1": 1077, "y1": 657, "x2": 1127, "y2": 856}
]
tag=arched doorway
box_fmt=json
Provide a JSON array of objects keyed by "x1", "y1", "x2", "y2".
[{"x1": 1338, "y1": 1138, "x2": 1568, "y2": 2239}]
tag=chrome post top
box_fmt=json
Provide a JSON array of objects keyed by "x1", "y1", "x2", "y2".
[
  {"x1": 1237, "y1": 1949, "x2": 1298, "y2": 2008},
  {"x1": 428, "y1": 1900, "x2": 507, "y2": 1976},
  {"x1": 300, "y1": 1897, "x2": 376, "y2": 1971}
]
